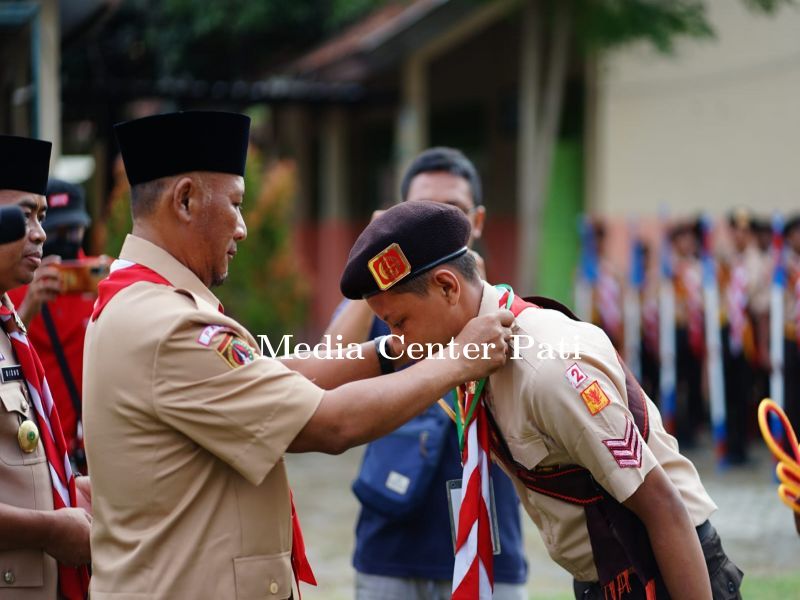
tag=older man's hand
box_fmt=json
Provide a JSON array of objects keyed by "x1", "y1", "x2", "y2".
[
  {"x1": 43, "y1": 507, "x2": 92, "y2": 567},
  {"x1": 452, "y1": 309, "x2": 514, "y2": 382}
]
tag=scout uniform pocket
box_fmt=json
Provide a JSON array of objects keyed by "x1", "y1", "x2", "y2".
[{"x1": 233, "y1": 551, "x2": 293, "y2": 600}]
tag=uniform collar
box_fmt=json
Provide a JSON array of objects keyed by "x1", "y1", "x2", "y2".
[
  {"x1": 118, "y1": 234, "x2": 222, "y2": 310},
  {"x1": 477, "y1": 280, "x2": 502, "y2": 318}
]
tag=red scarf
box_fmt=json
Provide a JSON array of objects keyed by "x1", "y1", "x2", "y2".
[
  {"x1": 92, "y1": 261, "x2": 317, "y2": 592},
  {"x1": 0, "y1": 298, "x2": 90, "y2": 599}
]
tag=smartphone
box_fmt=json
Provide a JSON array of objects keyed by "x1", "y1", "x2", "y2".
[{"x1": 54, "y1": 256, "x2": 113, "y2": 294}]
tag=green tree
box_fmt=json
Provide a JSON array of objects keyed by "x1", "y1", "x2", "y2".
[{"x1": 63, "y1": 0, "x2": 385, "y2": 84}]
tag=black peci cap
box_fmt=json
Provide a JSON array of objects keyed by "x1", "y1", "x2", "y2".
[
  {"x1": 0, "y1": 135, "x2": 52, "y2": 195},
  {"x1": 114, "y1": 111, "x2": 251, "y2": 186},
  {"x1": 340, "y1": 201, "x2": 470, "y2": 299}
]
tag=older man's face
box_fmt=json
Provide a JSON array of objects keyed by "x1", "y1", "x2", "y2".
[
  {"x1": 194, "y1": 173, "x2": 247, "y2": 288},
  {"x1": 0, "y1": 189, "x2": 46, "y2": 293}
]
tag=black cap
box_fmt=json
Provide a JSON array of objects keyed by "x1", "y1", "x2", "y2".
[
  {"x1": 669, "y1": 218, "x2": 702, "y2": 241},
  {"x1": 340, "y1": 201, "x2": 470, "y2": 299},
  {"x1": 114, "y1": 111, "x2": 251, "y2": 186},
  {"x1": 0, "y1": 135, "x2": 52, "y2": 195},
  {"x1": 43, "y1": 178, "x2": 91, "y2": 232},
  {"x1": 784, "y1": 215, "x2": 800, "y2": 238}
]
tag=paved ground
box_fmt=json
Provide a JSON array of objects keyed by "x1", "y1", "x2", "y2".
[{"x1": 287, "y1": 439, "x2": 797, "y2": 600}]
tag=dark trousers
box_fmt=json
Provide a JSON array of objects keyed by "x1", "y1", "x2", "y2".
[
  {"x1": 721, "y1": 327, "x2": 751, "y2": 464},
  {"x1": 640, "y1": 340, "x2": 660, "y2": 407},
  {"x1": 784, "y1": 338, "x2": 800, "y2": 441},
  {"x1": 675, "y1": 327, "x2": 705, "y2": 446},
  {"x1": 573, "y1": 521, "x2": 743, "y2": 599}
]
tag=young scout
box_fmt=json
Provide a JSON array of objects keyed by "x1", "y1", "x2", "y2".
[
  {"x1": 327, "y1": 148, "x2": 527, "y2": 600},
  {"x1": 0, "y1": 135, "x2": 91, "y2": 600},
  {"x1": 82, "y1": 111, "x2": 513, "y2": 600},
  {"x1": 340, "y1": 201, "x2": 744, "y2": 600}
]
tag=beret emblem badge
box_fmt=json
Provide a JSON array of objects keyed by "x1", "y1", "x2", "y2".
[{"x1": 368, "y1": 243, "x2": 411, "y2": 290}]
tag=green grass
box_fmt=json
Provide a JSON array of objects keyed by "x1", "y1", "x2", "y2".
[
  {"x1": 740, "y1": 573, "x2": 800, "y2": 599},
  {"x1": 525, "y1": 573, "x2": 800, "y2": 599}
]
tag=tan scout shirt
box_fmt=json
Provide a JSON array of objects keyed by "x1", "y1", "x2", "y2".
[
  {"x1": 480, "y1": 283, "x2": 716, "y2": 582},
  {"x1": 0, "y1": 300, "x2": 57, "y2": 600},
  {"x1": 83, "y1": 235, "x2": 324, "y2": 600}
]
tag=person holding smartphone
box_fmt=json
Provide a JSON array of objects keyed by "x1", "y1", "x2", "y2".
[{"x1": 8, "y1": 179, "x2": 96, "y2": 474}]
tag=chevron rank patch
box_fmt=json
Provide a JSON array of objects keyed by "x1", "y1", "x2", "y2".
[
  {"x1": 216, "y1": 333, "x2": 256, "y2": 369},
  {"x1": 580, "y1": 380, "x2": 610, "y2": 415},
  {"x1": 602, "y1": 418, "x2": 643, "y2": 468}
]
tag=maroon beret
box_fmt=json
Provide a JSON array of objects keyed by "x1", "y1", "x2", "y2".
[{"x1": 340, "y1": 201, "x2": 470, "y2": 299}]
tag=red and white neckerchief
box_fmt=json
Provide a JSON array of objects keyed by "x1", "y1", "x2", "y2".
[
  {"x1": 451, "y1": 380, "x2": 494, "y2": 600},
  {"x1": 597, "y1": 267, "x2": 623, "y2": 343},
  {"x1": 726, "y1": 258, "x2": 748, "y2": 355},
  {"x1": 92, "y1": 259, "x2": 317, "y2": 593},
  {"x1": 679, "y1": 261, "x2": 705, "y2": 357},
  {"x1": 0, "y1": 296, "x2": 90, "y2": 599}
]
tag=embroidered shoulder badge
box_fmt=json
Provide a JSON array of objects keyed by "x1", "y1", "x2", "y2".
[
  {"x1": 565, "y1": 363, "x2": 588, "y2": 389},
  {"x1": 216, "y1": 333, "x2": 256, "y2": 369},
  {"x1": 580, "y1": 380, "x2": 610, "y2": 415},
  {"x1": 602, "y1": 418, "x2": 642, "y2": 468}
]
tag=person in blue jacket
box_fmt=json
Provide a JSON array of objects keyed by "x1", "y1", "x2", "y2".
[{"x1": 326, "y1": 147, "x2": 528, "y2": 600}]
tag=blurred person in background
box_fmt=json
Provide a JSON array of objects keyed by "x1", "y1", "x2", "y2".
[
  {"x1": 639, "y1": 242, "x2": 660, "y2": 404},
  {"x1": 9, "y1": 179, "x2": 96, "y2": 474},
  {"x1": 782, "y1": 215, "x2": 800, "y2": 440},
  {"x1": 749, "y1": 217, "x2": 773, "y2": 413},
  {"x1": 671, "y1": 220, "x2": 706, "y2": 447},
  {"x1": 326, "y1": 147, "x2": 528, "y2": 600},
  {"x1": 591, "y1": 221, "x2": 625, "y2": 350},
  {"x1": 719, "y1": 209, "x2": 770, "y2": 465}
]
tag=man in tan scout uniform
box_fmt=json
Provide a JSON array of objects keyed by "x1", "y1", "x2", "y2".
[
  {"x1": 341, "y1": 201, "x2": 744, "y2": 599},
  {"x1": 0, "y1": 135, "x2": 91, "y2": 600},
  {"x1": 82, "y1": 111, "x2": 513, "y2": 600}
]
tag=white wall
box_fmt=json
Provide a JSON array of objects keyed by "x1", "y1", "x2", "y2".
[{"x1": 591, "y1": 0, "x2": 800, "y2": 217}]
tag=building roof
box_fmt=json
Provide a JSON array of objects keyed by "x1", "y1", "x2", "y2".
[{"x1": 290, "y1": 0, "x2": 491, "y2": 82}]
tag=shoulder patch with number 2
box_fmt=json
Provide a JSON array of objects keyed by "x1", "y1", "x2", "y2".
[{"x1": 565, "y1": 363, "x2": 588, "y2": 389}]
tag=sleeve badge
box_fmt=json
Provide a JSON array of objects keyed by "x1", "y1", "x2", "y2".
[
  {"x1": 216, "y1": 333, "x2": 257, "y2": 369},
  {"x1": 580, "y1": 380, "x2": 611, "y2": 415},
  {"x1": 602, "y1": 418, "x2": 643, "y2": 468},
  {"x1": 565, "y1": 363, "x2": 589, "y2": 389},
  {"x1": 197, "y1": 325, "x2": 226, "y2": 347}
]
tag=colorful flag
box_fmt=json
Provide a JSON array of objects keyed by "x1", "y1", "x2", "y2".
[{"x1": 700, "y1": 216, "x2": 727, "y2": 463}]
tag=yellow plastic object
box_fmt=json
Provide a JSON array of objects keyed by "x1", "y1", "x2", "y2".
[{"x1": 757, "y1": 399, "x2": 800, "y2": 514}]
